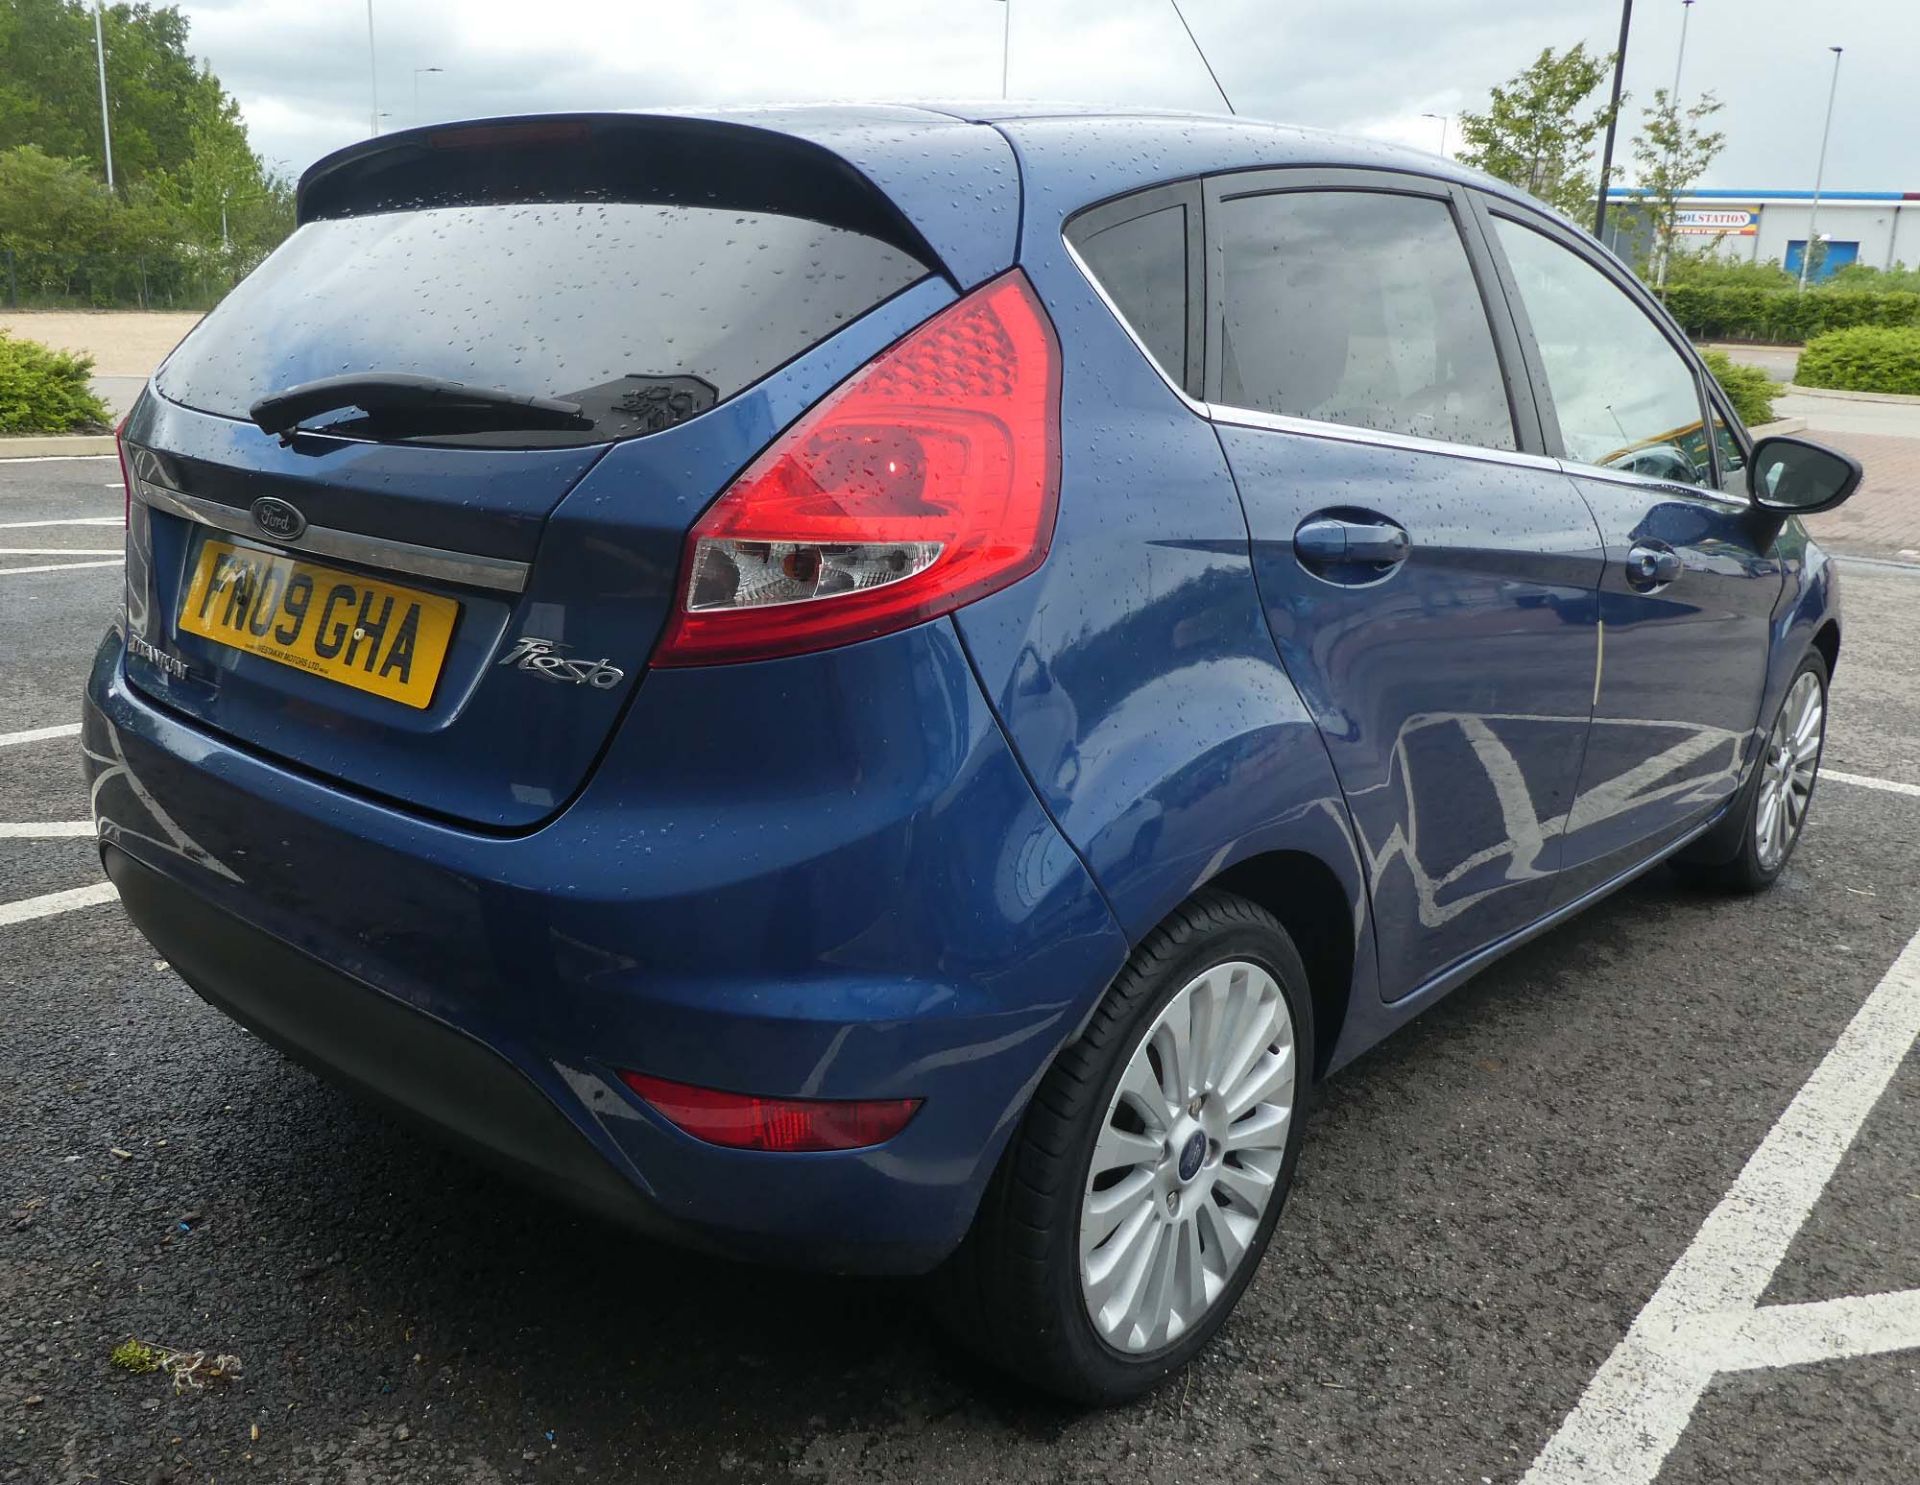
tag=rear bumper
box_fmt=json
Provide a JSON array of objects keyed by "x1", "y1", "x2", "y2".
[
  {"x1": 104, "y1": 843, "x2": 677, "y2": 1238},
  {"x1": 84, "y1": 621, "x2": 1128, "y2": 1273}
]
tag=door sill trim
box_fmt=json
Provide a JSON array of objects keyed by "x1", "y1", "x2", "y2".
[{"x1": 1385, "y1": 803, "x2": 1729, "y2": 1009}]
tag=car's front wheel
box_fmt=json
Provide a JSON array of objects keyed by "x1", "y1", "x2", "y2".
[
  {"x1": 1675, "y1": 649, "x2": 1829, "y2": 893},
  {"x1": 937, "y1": 891, "x2": 1312, "y2": 1402}
]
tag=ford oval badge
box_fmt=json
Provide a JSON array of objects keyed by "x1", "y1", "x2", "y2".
[{"x1": 251, "y1": 496, "x2": 307, "y2": 542}]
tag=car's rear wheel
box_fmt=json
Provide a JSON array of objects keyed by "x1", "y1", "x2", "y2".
[
  {"x1": 1674, "y1": 650, "x2": 1829, "y2": 893},
  {"x1": 936, "y1": 890, "x2": 1312, "y2": 1402}
]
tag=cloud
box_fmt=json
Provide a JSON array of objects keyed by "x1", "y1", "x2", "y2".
[{"x1": 176, "y1": 0, "x2": 1904, "y2": 191}]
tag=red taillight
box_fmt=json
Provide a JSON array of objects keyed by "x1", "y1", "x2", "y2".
[
  {"x1": 618, "y1": 1071, "x2": 921, "y2": 1153},
  {"x1": 114, "y1": 416, "x2": 132, "y2": 528},
  {"x1": 653, "y1": 269, "x2": 1062, "y2": 667}
]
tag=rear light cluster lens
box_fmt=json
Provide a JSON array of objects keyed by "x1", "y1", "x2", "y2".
[
  {"x1": 655, "y1": 269, "x2": 1062, "y2": 666},
  {"x1": 115, "y1": 416, "x2": 133, "y2": 527},
  {"x1": 686, "y1": 538, "x2": 943, "y2": 611},
  {"x1": 619, "y1": 1071, "x2": 921, "y2": 1153}
]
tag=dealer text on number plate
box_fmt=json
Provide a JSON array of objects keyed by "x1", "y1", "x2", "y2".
[{"x1": 177, "y1": 539, "x2": 459, "y2": 710}]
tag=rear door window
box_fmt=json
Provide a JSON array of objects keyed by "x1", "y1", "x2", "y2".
[
  {"x1": 155, "y1": 203, "x2": 931, "y2": 446},
  {"x1": 1213, "y1": 189, "x2": 1517, "y2": 451}
]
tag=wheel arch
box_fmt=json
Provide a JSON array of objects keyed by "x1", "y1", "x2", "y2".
[
  {"x1": 1200, "y1": 850, "x2": 1357, "y2": 1082},
  {"x1": 1811, "y1": 616, "x2": 1841, "y2": 680}
]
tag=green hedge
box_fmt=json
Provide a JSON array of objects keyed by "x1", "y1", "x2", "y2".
[
  {"x1": 1659, "y1": 285, "x2": 1920, "y2": 343},
  {"x1": 0, "y1": 333, "x2": 111, "y2": 434},
  {"x1": 1699, "y1": 349, "x2": 1779, "y2": 427},
  {"x1": 1796, "y1": 327, "x2": 1920, "y2": 396}
]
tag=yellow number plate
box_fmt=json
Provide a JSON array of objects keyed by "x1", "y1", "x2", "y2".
[{"x1": 178, "y1": 539, "x2": 459, "y2": 710}]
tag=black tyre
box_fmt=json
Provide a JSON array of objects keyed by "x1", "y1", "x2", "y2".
[
  {"x1": 1673, "y1": 648, "x2": 1829, "y2": 894},
  {"x1": 936, "y1": 890, "x2": 1314, "y2": 1403}
]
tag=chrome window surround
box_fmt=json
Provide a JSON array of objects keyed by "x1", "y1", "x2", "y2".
[
  {"x1": 1063, "y1": 233, "x2": 1560, "y2": 477},
  {"x1": 1062, "y1": 228, "x2": 1754, "y2": 502},
  {"x1": 1558, "y1": 461, "x2": 1754, "y2": 512},
  {"x1": 131, "y1": 474, "x2": 531, "y2": 595}
]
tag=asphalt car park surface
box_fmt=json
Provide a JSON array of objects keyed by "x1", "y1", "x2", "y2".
[{"x1": 2, "y1": 453, "x2": 1916, "y2": 1484}]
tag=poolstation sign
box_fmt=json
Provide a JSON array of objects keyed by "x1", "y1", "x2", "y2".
[{"x1": 1675, "y1": 207, "x2": 1760, "y2": 235}]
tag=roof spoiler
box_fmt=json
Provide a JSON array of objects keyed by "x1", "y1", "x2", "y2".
[{"x1": 296, "y1": 111, "x2": 1002, "y2": 286}]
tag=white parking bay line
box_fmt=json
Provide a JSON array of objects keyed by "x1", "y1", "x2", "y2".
[
  {"x1": 1682, "y1": 1290, "x2": 1920, "y2": 1374},
  {"x1": 0, "y1": 821, "x2": 95, "y2": 839},
  {"x1": 1824, "y1": 768, "x2": 1920, "y2": 799},
  {"x1": 0, "y1": 881, "x2": 119, "y2": 928},
  {"x1": 0, "y1": 547, "x2": 124, "y2": 555},
  {"x1": 0, "y1": 559, "x2": 121, "y2": 576},
  {"x1": 0, "y1": 723, "x2": 81, "y2": 748},
  {"x1": 1525, "y1": 925, "x2": 1920, "y2": 1483},
  {"x1": 0, "y1": 517, "x2": 122, "y2": 529}
]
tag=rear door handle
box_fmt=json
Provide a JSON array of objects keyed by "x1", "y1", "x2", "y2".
[
  {"x1": 1626, "y1": 542, "x2": 1683, "y2": 590},
  {"x1": 1294, "y1": 515, "x2": 1411, "y2": 568}
]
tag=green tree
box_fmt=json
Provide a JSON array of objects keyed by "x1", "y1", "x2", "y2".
[
  {"x1": 172, "y1": 112, "x2": 295, "y2": 273},
  {"x1": 1828, "y1": 261, "x2": 1920, "y2": 295},
  {"x1": 0, "y1": 144, "x2": 117, "y2": 295},
  {"x1": 0, "y1": 0, "x2": 241, "y2": 189},
  {"x1": 1455, "y1": 43, "x2": 1620, "y2": 223},
  {"x1": 0, "y1": 0, "x2": 294, "y2": 306},
  {"x1": 1632, "y1": 87, "x2": 1727, "y2": 287}
]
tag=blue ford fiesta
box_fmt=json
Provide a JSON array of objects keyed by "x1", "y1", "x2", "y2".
[{"x1": 84, "y1": 104, "x2": 1861, "y2": 1401}]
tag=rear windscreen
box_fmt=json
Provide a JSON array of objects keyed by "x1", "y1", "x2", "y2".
[{"x1": 155, "y1": 202, "x2": 932, "y2": 446}]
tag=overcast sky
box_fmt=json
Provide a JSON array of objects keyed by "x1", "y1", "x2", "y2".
[{"x1": 172, "y1": 0, "x2": 1908, "y2": 191}]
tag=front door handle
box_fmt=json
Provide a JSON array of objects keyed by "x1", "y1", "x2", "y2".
[
  {"x1": 1626, "y1": 542, "x2": 1683, "y2": 590},
  {"x1": 1295, "y1": 515, "x2": 1412, "y2": 568}
]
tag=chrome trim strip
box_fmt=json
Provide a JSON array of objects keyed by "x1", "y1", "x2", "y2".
[
  {"x1": 1204, "y1": 402, "x2": 1565, "y2": 473},
  {"x1": 1063, "y1": 227, "x2": 1760, "y2": 499},
  {"x1": 1064, "y1": 233, "x2": 1564, "y2": 475},
  {"x1": 133, "y1": 478, "x2": 530, "y2": 594},
  {"x1": 1554, "y1": 460, "x2": 1755, "y2": 511}
]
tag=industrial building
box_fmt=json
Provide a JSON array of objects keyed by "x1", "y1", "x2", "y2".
[{"x1": 1601, "y1": 187, "x2": 1919, "y2": 279}]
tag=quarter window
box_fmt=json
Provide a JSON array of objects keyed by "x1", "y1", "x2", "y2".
[
  {"x1": 1074, "y1": 204, "x2": 1191, "y2": 386},
  {"x1": 1214, "y1": 190, "x2": 1516, "y2": 450},
  {"x1": 1492, "y1": 216, "x2": 1713, "y2": 487}
]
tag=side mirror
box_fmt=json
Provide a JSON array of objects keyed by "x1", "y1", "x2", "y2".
[{"x1": 1748, "y1": 435, "x2": 1863, "y2": 515}]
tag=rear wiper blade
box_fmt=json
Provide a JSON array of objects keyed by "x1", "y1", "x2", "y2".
[{"x1": 249, "y1": 372, "x2": 590, "y2": 441}]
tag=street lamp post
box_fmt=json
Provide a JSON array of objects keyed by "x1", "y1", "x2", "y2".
[
  {"x1": 1655, "y1": 0, "x2": 1697, "y2": 289},
  {"x1": 414, "y1": 65, "x2": 444, "y2": 124},
  {"x1": 92, "y1": 0, "x2": 114, "y2": 191},
  {"x1": 997, "y1": 0, "x2": 1010, "y2": 100},
  {"x1": 1798, "y1": 47, "x2": 1844, "y2": 292},
  {"x1": 366, "y1": 0, "x2": 379, "y2": 136},
  {"x1": 1593, "y1": 0, "x2": 1634, "y2": 240},
  {"x1": 1671, "y1": 0, "x2": 1695, "y2": 101},
  {"x1": 1421, "y1": 113, "x2": 1450, "y2": 158}
]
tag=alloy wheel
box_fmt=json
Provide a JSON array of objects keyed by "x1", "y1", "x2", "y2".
[
  {"x1": 1754, "y1": 669, "x2": 1824, "y2": 872},
  {"x1": 1079, "y1": 959, "x2": 1295, "y2": 1354}
]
